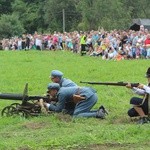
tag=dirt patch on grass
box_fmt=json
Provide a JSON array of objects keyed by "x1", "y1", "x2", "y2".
[
  {"x1": 107, "y1": 115, "x2": 140, "y2": 125},
  {"x1": 112, "y1": 117, "x2": 141, "y2": 125},
  {"x1": 69, "y1": 142, "x2": 150, "y2": 150},
  {"x1": 23, "y1": 121, "x2": 49, "y2": 130},
  {"x1": 22, "y1": 113, "x2": 71, "y2": 130},
  {"x1": 112, "y1": 117, "x2": 130, "y2": 124},
  {"x1": 55, "y1": 113, "x2": 72, "y2": 122},
  {"x1": 18, "y1": 145, "x2": 31, "y2": 150}
]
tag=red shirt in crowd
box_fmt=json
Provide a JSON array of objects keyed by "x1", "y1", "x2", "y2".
[{"x1": 145, "y1": 38, "x2": 150, "y2": 45}]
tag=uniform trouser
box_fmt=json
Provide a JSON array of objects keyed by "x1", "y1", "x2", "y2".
[
  {"x1": 128, "y1": 97, "x2": 148, "y2": 117},
  {"x1": 81, "y1": 44, "x2": 86, "y2": 56},
  {"x1": 73, "y1": 93, "x2": 98, "y2": 117}
]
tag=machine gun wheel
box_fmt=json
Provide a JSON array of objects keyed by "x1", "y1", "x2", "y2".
[
  {"x1": 1, "y1": 106, "x2": 17, "y2": 117},
  {"x1": 17, "y1": 110, "x2": 30, "y2": 118},
  {"x1": 10, "y1": 103, "x2": 21, "y2": 108},
  {"x1": 20, "y1": 109, "x2": 40, "y2": 117}
]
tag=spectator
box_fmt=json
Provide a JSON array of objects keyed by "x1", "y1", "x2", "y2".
[
  {"x1": 35, "y1": 35, "x2": 42, "y2": 50},
  {"x1": 80, "y1": 32, "x2": 87, "y2": 56},
  {"x1": 17, "y1": 38, "x2": 22, "y2": 50},
  {"x1": 144, "y1": 34, "x2": 150, "y2": 59}
]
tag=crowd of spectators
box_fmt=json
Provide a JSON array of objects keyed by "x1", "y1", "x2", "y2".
[{"x1": 0, "y1": 25, "x2": 150, "y2": 60}]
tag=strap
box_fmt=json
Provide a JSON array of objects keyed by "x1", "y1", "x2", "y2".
[
  {"x1": 139, "y1": 83, "x2": 150, "y2": 107},
  {"x1": 148, "y1": 95, "x2": 150, "y2": 117},
  {"x1": 147, "y1": 83, "x2": 150, "y2": 117},
  {"x1": 76, "y1": 87, "x2": 81, "y2": 95},
  {"x1": 72, "y1": 87, "x2": 85, "y2": 104}
]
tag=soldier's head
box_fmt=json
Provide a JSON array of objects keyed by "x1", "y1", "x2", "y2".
[
  {"x1": 47, "y1": 83, "x2": 60, "y2": 97},
  {"x1": 145, "y1": 67, "x2": 150, "y2": 83},
  {"x1": 50, "y1": 70, "x2": 63, "y2": 83}
]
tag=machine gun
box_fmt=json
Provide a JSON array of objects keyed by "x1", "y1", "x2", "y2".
[
  {"x1": 80, "y1": 81, "x2": 139, "y2": 87},
  {"x1": 0, "y1": 83, "x2": 51, "y2": 117}
]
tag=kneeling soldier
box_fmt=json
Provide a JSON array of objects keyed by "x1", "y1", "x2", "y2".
[
  {"x1": 44, "y1": 83, "x2": 108, "y2": 119},
  {"x1": 127, "y1": 67, "x2": 150, "y2": 124}
]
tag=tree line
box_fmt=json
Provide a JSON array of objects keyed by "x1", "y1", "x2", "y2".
[{"x1": 0, "y1": 0, "x2": 150, "y2": 38}]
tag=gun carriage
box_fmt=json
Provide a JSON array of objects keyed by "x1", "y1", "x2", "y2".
[{"x1": 0, "y1": 83, "x2": 50, "y2": 117}]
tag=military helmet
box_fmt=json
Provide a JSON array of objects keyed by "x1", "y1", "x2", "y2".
[
  {"x1": 50, "y1": 70, "x2": 63, "y2": 78},
  {"x1": 47, "y1": 83, "x2": 60, "y2": 91}
]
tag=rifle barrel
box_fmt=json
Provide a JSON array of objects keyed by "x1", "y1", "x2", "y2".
[{"x1": 80, "y1": 81, "x2": 139, "y2": 87}]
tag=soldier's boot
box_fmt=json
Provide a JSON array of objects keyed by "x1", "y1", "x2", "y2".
[
  {"x1": 99, "y1": 105, "x2": 109, "y2": 115},
  {"x1": 137, "y1": 117, "x2": 149, "y2": 124},
  {"x1": 96, "y1": 105, "x2": 108, "y2": 119}
]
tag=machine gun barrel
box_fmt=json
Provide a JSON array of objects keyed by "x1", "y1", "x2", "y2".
[
  {"x1": 0, "y1": 83, "x2": 50, "y2": 102},
  {"x1": 80, "y1": 81, "x2": 139, "y2": 87},
  {"x1": 0, "y1": 93, "x2": 50, "y2": 101},
  {"x1": 0, "y1": 93, "x2": 24, "y2": 100}
]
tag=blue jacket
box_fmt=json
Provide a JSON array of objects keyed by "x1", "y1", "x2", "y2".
[
  {"x1": 59, "y1": 78, "x2": 77, "y2": 87},
  {"x1": 49, "y1": 86, "x2": 97, "y2": 112}
]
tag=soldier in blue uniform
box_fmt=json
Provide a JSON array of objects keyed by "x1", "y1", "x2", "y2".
[
  {"x1": 44, "y1": 83, "x2": 108, "y2": 118},
  {"x1": 50, "y1": 70, "x2": 77, "y2": 87},
  {"x1": 127, "y1": 67, "x2": 150, "y2": 124},
  {"x1": 50, "y1": 70, "x2": 78, "y2": 114}
]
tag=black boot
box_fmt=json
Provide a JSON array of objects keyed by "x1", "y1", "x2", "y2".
[
  {"x1": 96, "y1": 105, "x2": 108, "y2": 119},
  {"x1": 99, "y1": 105, "x2": 108, "y2": 115},
  {"x1": 137, "y1": 117, "x2": 149, "y2": 124}
]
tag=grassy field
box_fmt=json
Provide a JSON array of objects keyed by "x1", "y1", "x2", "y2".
[{"x1": 0, "y1": 50, "x2": 150, "y2": 150}]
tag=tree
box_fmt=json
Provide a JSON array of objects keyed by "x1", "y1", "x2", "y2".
[
  {"x1": 44, "y1": 0, "x2": 81, "y2": 32},
  {"x1": 12, "y1": 0, "x2": 48, "y2": 33},
  {"x1": 77, "y1": 0, "x2": 132, "y2": 31},
  {"x1": 123, "y1": 0, "x2": 150, "y2": 18},
  {"x1": 0, "y1": 0, "x2": 14, "y2": 15},
  {"x1": 0, "y1": 14, "x2": 24, "y2": 39},
  {"x1": 0, "y1": 0, "x2": 150, "y2": 34}
]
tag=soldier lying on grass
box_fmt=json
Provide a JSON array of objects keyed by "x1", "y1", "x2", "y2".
[{"x1": 40, "y1": 83, "x2": 108, "y2": 119}]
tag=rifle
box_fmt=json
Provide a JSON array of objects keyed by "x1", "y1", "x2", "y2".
[
  {"x1": 80, "y1": 81, "x2": 139, "y2": 87},
  {"x1": 0, "y1": 83, "x2": 51, "y2": 117}
]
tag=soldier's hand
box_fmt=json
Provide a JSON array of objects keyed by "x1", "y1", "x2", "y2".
[
  {"x1": 126, "y1": 83, "x2": 132, "y2": 88},
  {"x1": 41, "y1": 106, "x2": 48, "y2": 115},
  {"x1": 39, "y1": 98, "x2": 44, "y2": 104},
  {"x1": 137, "y1": 84, "x2": 144, "y2": 89}
]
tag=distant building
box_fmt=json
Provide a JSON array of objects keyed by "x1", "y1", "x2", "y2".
[{"x1": 130, "y1": 18, "x2": 150, "y2": 31}]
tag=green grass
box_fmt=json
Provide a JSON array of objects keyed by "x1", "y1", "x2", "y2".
[{"x1": 0, "y1": 50, "x2": 150, "y2": 150}]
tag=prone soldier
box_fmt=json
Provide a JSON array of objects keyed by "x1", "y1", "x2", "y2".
[{"x1": 43, "y1": 83, "x2": 108, "y2": 119}]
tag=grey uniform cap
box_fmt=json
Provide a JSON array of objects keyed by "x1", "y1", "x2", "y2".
[
  {"x1": 47, "y1": 83, "x2": 60, "y2": 90},
  {"x1": 50, "y1": 70, "x2": 63, "y2": 78}
]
